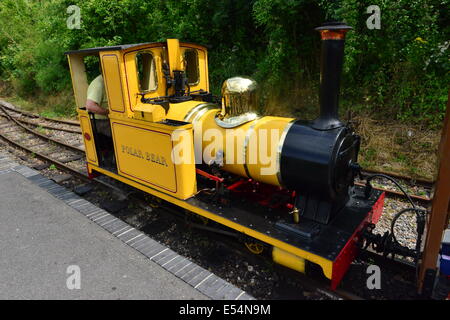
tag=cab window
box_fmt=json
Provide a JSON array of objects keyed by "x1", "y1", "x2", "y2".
[
  {"x1": 184, "y1": 49, "x2": 199, "y2": 85},
  {"x1": 136, "y1": 51, "x2": 157, "y2": 92}
]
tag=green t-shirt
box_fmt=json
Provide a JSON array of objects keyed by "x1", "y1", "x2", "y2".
[{"x1": 86, "y1": 75, "x2": 108, "y2": 119}]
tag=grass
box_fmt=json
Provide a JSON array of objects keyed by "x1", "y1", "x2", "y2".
[
  {"x1": 36, "y1": 125, "x2": 46, "y2": 134},
  {"x1": 354, "y1": 114, "x2": 440, "y2": 181},
  {"x1": 263, "y1": 88, "x2": 441, "y2": 181},
  {"x1": 0, "y1": 83, "x2": 77, "y2": 120}
]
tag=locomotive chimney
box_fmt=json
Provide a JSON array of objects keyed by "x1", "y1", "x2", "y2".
[{"x1": 312, "y1": 22, "x2": 352, "y2": 130}]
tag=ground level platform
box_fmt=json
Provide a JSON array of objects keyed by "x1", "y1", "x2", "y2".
[{"x1": 0, "y1": 151, "x2": 252, "y2": 300}]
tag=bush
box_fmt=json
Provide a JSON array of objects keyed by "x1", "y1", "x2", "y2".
[{"x1": 0, "y1": 0, "x2": 448, "y2": 127}]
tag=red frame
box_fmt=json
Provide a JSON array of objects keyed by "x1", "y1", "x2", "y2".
[
  {"x1": 330, "y1": 192, "x2": 385, "y2": 290},
  {"x1": 198, "y1": 169, "x2": 387, "y2": 290}
]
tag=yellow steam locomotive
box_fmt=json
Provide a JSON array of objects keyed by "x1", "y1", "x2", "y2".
[{"x1": 66, "y1": 22, "x2": 385, "y2": 289}]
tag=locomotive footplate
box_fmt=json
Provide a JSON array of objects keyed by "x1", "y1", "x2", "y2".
[
  {"x1": 187, "y1": 185, "x2": 385, "y2": 289},
  {"x1": 90, "y1": 165, "x2": 384, "y2": 290}
]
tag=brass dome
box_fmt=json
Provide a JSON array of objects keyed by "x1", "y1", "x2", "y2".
[{"x1": 221, "y1": 76, "x2": 258, "y2": 117}]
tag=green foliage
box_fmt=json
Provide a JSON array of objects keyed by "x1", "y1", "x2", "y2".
[
  {"x1": 39, "y1": 102, "x2": 77, "y2": 118},
  {"x1": 0, "y1": 0, "x2": 448, "y2": 127},
  {"x1": 319, "y1": 0, "x2": 449, "y2": 127}
]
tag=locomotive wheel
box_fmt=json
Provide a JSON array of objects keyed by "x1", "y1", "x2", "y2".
[{"x1": 244, "y1": 242, "x2": 264, "y2": 254}]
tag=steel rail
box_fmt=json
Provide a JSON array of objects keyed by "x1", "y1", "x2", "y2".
[
  {"x1": 0, "y1": 127, "x2": 124, "y2": 195},
  {"x1": 13, "y1": 116, "x2": 80, "y2": 134},
  {"x1": 362, "y1": 168, "x2": 434, "y2": 187},
  {"x1": 354, "y1": 181, "x2": 431, "y2": 203},
  {"x1": 0, "y1": 105, "x2": 84, "y2": 153},
  {"x1": 0, "y1": 113, "x2": 81, "y2": 134},
  {"x1": 0, "y1": 130, "x2": 86, "y2": 178}
]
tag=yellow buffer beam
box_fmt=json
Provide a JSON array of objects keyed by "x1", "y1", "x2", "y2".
[{"x1": 272, "y1": 247, "x2": 306, "y2": 273}]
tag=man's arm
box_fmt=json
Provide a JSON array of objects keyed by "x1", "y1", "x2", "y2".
[{"x1": 85, "y1": 99, "x2": 109, "y2": 115}]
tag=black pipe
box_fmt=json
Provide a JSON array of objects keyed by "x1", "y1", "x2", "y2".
[{"x1": 312, "y1": 22, "x2": 352, "y2": 130}]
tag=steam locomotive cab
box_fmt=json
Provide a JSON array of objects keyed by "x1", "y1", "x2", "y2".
[{"x1": 66, "y1": 23, "x2": 385, "y2": 289}]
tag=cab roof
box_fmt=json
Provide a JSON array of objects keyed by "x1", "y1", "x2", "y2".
[
  {"x1": 64, "y1": 41, "x2": 208, "y2": 55},
  {"x1": 64, "y1": 42, "x2": 163, "y2": 55}
]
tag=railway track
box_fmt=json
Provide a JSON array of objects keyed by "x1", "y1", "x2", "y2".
[
  {"x1": 0, "y1": 100, "x2": 433, "y2": 204},
  {"x1": 0, "y1": 102, "x2": 366, "y2": 300},
  {"x1": 0, "y1": 100, "x2": 79, "y2": 125},
  {"x1": 0, "y1": 104, "x2": 125, "y2": 195},
  {"x1": 9, "y1": 116, "x2": 81, "y2": 134},
  {"x1": 0, "y1": 106, "x2": 83, "y2": 153},
  {"x1": 354, "y1": 181, "x2": 431, "y2": 204},
  {"x1": 363, "y1": 168, "x2": 434, "y2": 187}
]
